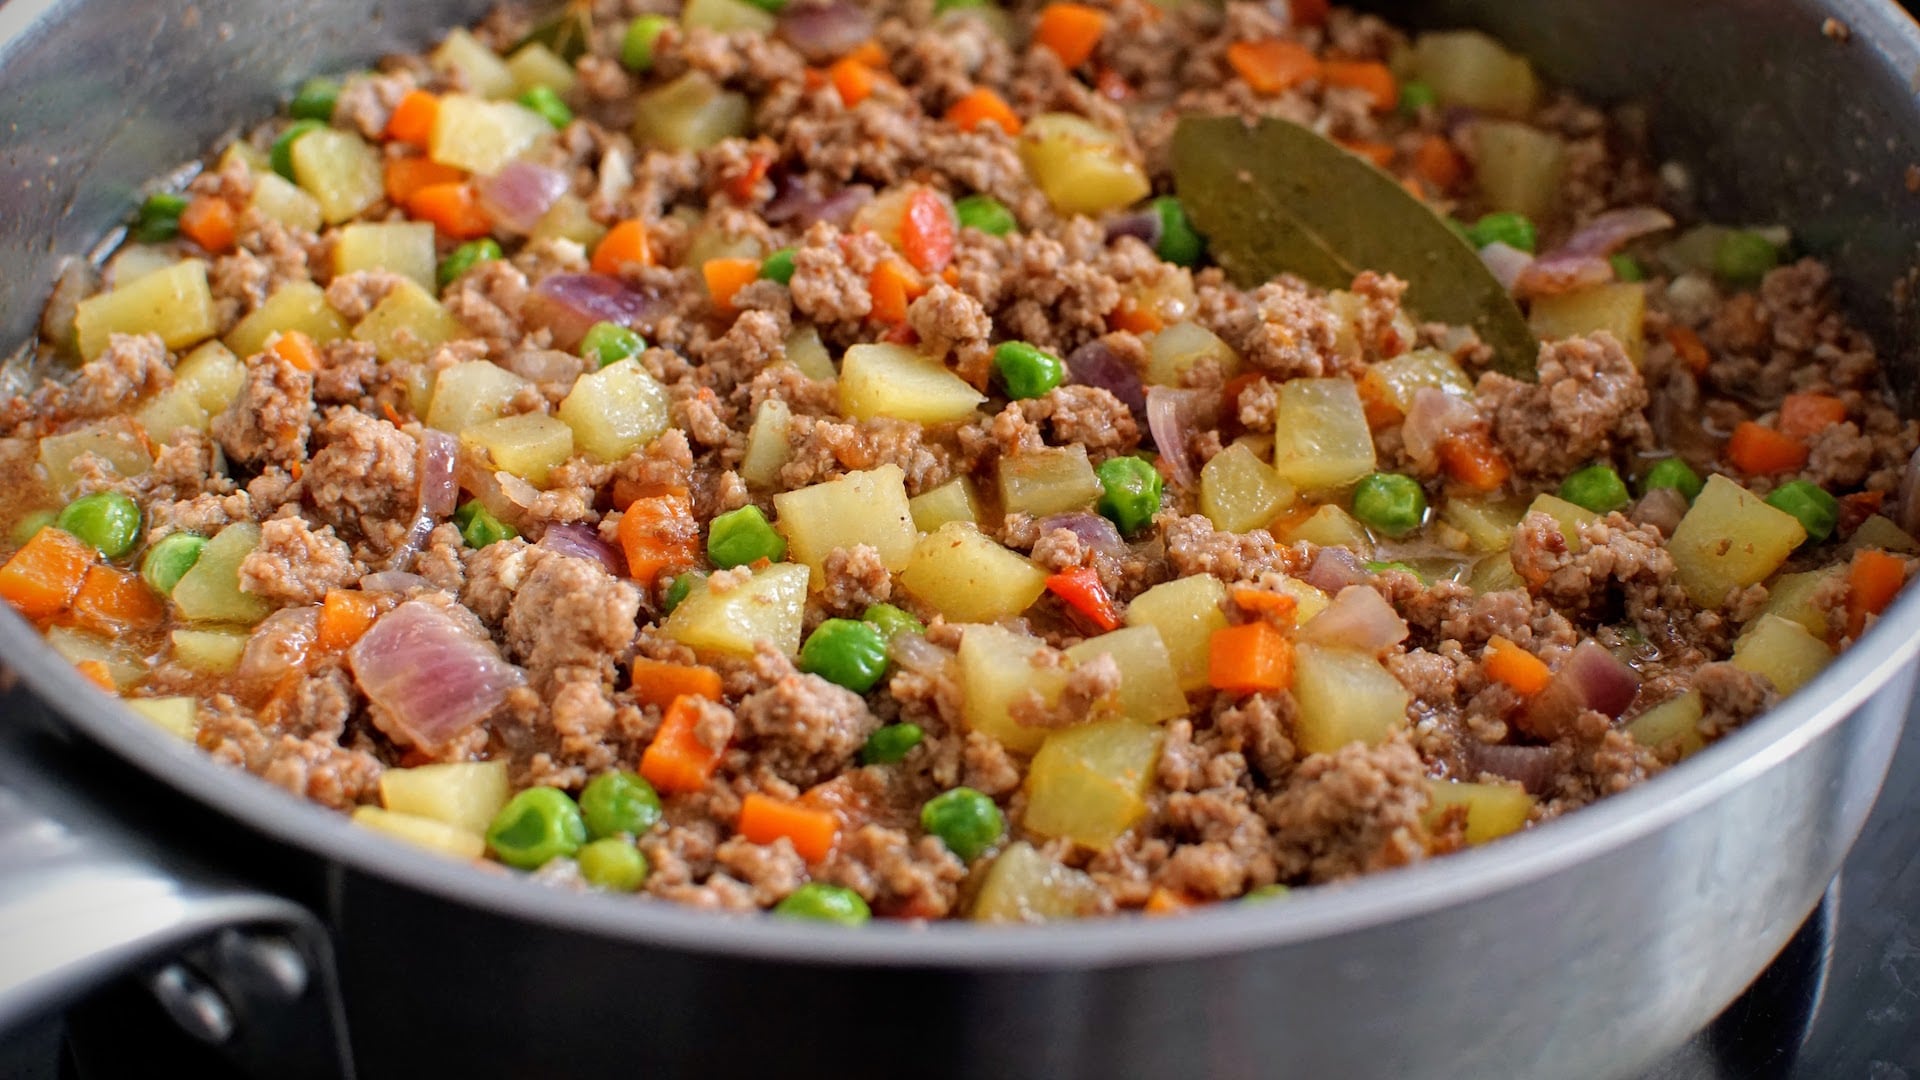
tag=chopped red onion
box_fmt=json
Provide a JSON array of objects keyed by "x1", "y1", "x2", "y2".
[
  {"x1": 889, "y1": 630, "x2": 954, "y2": 677},
  {"x1": 777, "y1": 0, "x2": 875, "y2": 64},
  {"x1": 1513, "y1": 254, "x2": 1615, "y2": 299},
  {"x1": 1105, "y1": 209, "x2": 1163, "y2": 249},
  {"x1": 477, "y1": 162, "x2": 569, "y2": 235},
  {"x1": 360, "y1": 571, "x2": 434, "y2": 593},
  {"x1": 1401, "y1": 387, "x2": 1480, "y2": 471},
  {"x1": 236, "y1": 607, "x2": 319, "y2": 689},
  {"x1": 1478, "y1": 241, "x2": 1534, "y2": 292},
  {"x1": 419, "y1": 430, "x2": 459, "y2": 518},
  {"x1": 1516, "y1": 208, "x2": 1674, "y2": 298},
  {"x1": 1145, "y1": 386, "x2": 1211, "y2": 489},
  {"x1": 540, "y1": 522, "x2": 627, "y2": 577},
  {"x1": 1629, "y1": 487, "x2": 1689, "y2": 537},
  {"x1": 349, "y1": 600, "x2": 526, "y2": 750},
  {"x1": 1466, "y1": 743, "x2": 1560, "y2": 795},
  {"x1": 1300, "y1": 585, "x2": 1409, "y2": 654},
  {"x1": 1302, "y1": 546, "x2": 1367, "y2": 592},
  {"x1": 1565, "y1": 640, "x2": 1640, "y2": 719},
  {"x1": 501, "y1": 347, "x2": 587, "y2": 384},
  {"x1": 765, "y1": 179, "x2": 872, "y2": 229},
  {"x1": 1035, "y1": 512, "x2": 1127, "y2": 561},
  {"x1": 1066, "y1": 338, "x2": 1147, "y2": 419},
  {"x1": 523, "y1": 273, "x2": 666, "y2": 352}
]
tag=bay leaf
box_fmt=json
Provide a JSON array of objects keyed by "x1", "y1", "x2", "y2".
[{"x1": 1171, "y1": 114, "x2": 1538, "y2": 379}]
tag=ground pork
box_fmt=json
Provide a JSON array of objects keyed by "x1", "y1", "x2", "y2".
[
  {"x1": 212, "y1": 355, "x2": 312, "y2": 469},
  {"x1": 238, "y1": 514, "x2": 358, "y2": 606},
  {"x1": 735, "y1": 643, "x2": 876, "y2": 787},
  {"x1": 1478, "y1": 332, "x2": 1654, "y2": 481}
]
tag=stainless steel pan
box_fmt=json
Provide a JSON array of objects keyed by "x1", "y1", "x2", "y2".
[{"x1": 0, "y1": 1, "x2": 1917, "y2": 1077}]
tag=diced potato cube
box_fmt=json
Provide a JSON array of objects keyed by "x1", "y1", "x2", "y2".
[
  {"x1": 1271, "y1": 378, "x2": 1375, "y2": 495},
  {"x1": 462, "y1": 412, "x2": 575, "y2": 487},
  {"x1": 1442, "y1": 496, "x2": 1529, "y2": 553},
  {"x1": 1626, "y1": 690, "x2": 1705, "y2": 759},
  {"x1": 774, "y1": 465, "x2": 918, "y2": 587},
  {"x1": 1425, "y1": 779, "x2": 1534, "y2": 845},
  {"x1": 1522, "y1": 493, "x2": 1599, "y2": 545},
  {"x1": 971, "y1": 841, "x2": 1102, "y2": 923},
  {"x1": 380, "y1": 760, "x2": 512, "y2": 835},
  {"x1": 1732, "y1": 613, "x2": 1832, "y2": 696},
  {"x1": 529, "y1": 194, "x2": 607, "y2": 248},
  {"x1": 1146, "y1": 321, "x2": 1239, "y2": 387},
  {"x1": 351, "y1": 806, "x2": 487, "y2": 860},
  {"x1": 170, "y1": 627, "x2": 251, "y2": 674},
  {"x1": 899, "y1": 522, "x2": 1048, "y2": 624},
  {"x1": 134, "y1": 385, "x2": 210, "y2": 444},
  {"x1": 959, "y1": 623, "x2": 1073, "y2": 754},
  {"x1": 430, "y1": 94, "x2": 554, "y2": 175},
  {"x1": 218, "y1": 141, "x2": 271, "y2": 175},
  {"x1": 681, "y1": 0, "x2": 778, "y2": 33},
  {"x1": 1266, "y1": 576, "x2": 1331, "y2": 625},
  {"x1": 1467, "y1": 553, "x2": 1526, "y2": 594},
  {"x1": 1124, "y1": 575, "x2": 1229, "y2": 692},
  {"x1": 225, "y1": 281, "x2": 350, "y2": 358},
  {"x1": 248, "y1": 171, "x2": 324, "y2": 233},
  {"x1": 125, "y1": 696, "x2": 198, "y2": 740},
  {"x1": 1292, "y1": 644, "x2": 1410, "y2": 755},
  {"x1": 1474, "y1": 120, "x2": 1566, "y2": 222},
  {"x1": 739, "y1": 399, "x2": 793, "y2": 488},
  {"x1": 176, "y1": 341, "x2": 247, "y2": 414},
  {"x1": 290, "y1": 127, "x2": 383, "y2": 225},
  {"x1": 631, "y1": 72, "x2": 751, "y2": 151},
  {"x1": 784, "y1": 324, "x2": 836, "y2": 382},
  {"x1": 172, "y1": 522, "x2": 272, "y2": 625},
  {"x1": 909, "y1": 477, "x2": 982, "y2": 532},
  {"x1": 663, "y1": 561, "x2": 810, "y2": 658},
  {"x1": 839, "y1": 343, "x2": 986, "y2": 424},
  {"x1": 1850, "y1": 514, "x2": 1920, "y2": 556},
  {"x1": 1530, "y1": 283, "x2": 1647, "y2": 364},
  {"x1": 46, "y1": 627, "x2": 145, "y2": 689},
  {"x1": 39, "y1": 418, "x2": 153, "y2": 496},
  {"x1": 1018, "y1": 113, "x2": 1150, "y2": 217},
  {"x1": 103, "y1": 246, "x2": 179, "y2": 290},
  {"x1": 1064, "y1": 625, "x2": 1189, "y2": 725},
  {"x1": 1761, "y1": 569, "x2": 1843, "y2": 638},
  {"x1": 1359, "y1": 349, "x2": 1473, "y2": 417},
  {"x1": 1411, "y1": 31, "x2": 1539, "y2": 116},
  {"x1": 1280, "y1": 504, "x2": 1373, "y2": 554},
  {"x1": 1669, "y1": 475, "x2": 1806, "y2": 608},
  {"x1": 353, "y1": 280, "x2": 465, "y2": 364},
  {"x1": 1025, "y1": 719, "x2": 1164, "y2": 850},
  {"x1": 431, "y1": 27, "x2": 516, "y2": 99},
  {"x1": 335, "y1": 222, "x2": 439, "y2": 293},
  {"x1": 999, "y1": 445, "x2": 1102, "y2": 519},
  {"x1": 1201, "y1": 442, "x2": 1297, "y2": 534},
  {"x1": 506, "y1": 42, "x2": 578, "y2": 96},
  {"x1": 73, "y1": 259, "x2": 217, "y2": 361},
  {"x1": 684, "y1": 219, "x2": 766, "y2": 271},
  {"x1": 557, "y1": 359, "x2": 670, "y2": 462},
  {"x1": 428, "y1": 360, "x2": 531, "y2": 434}
]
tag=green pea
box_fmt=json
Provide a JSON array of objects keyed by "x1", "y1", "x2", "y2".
[
  {"x1": 140, "y1": 532, "x2": 206, "y2": 595},
  {"x1": 455, "y1": 499, "x2": 518, "y2": 549},
  {"x1": 1365, "y1": 560, "x2": 1424, "y2": 581},
  {"x1": 1397, "y1": 80, "x2": 1436, "y2": 114},
  {"x1": 772, "y1": 882, "x2": 870, "y2": 925},
  {"x1": 577, "y1": 837, "x2": 650, "y2": 891},
  {"x1": 486, "y1": 786, "x2": 588, "y2": 870},
  {"x1": 289, "y1": 77, "x2": 341, "y2": 122},
  {"x1": 1096, "y1": 455, "x2": 1163, "y2": 536},
  {"x1": 862, "y1": 602, "x2": 925, "y2": 640},
  {"x1": 758, "y1": 247, "x2": 797, "y2": 286},
  {"x1": 1764, "y1": 480, "x2": 1840, "y2": 543},
  {"x1": 1714, "y1": 230, "x2": 1780, "y2": 286},
  {"x1": 1641, "y1": 458, "x2": 1704, "y2": 502},
  {"x1": 579, "y1": 321, "x2": 647, "y2": 368},
  {"x1": 10, "y1": 509, "x2": 56, "y2": 547},
  {"x1": 707, "y1": 506, "x2": 785, "y2": 568},
  {"x1": 1558, "y1": 463, "x2": 1631, "y2": 515},
  {"x1": 1243, "y1": 883, "x2": 1291, "y2": 902},
  {"x1": 1468, "y1": 211, "x2": 1537, "y2": 254},
  {"x1": 1609, "y1": 254, "x2": 1647, "y2": 283},
  {"x1": 662, "y1": 570, "x2": 705, "y2": 614},
  {"x1": 57, "y1": 492, "x2": 141, "y2": 558},
  {"x1": 859, "y1": 722, "x2": 924, "y2": 765},
  {"x1": 743, "y1": 0, "x2": 787, "y2": 11},
  {"x1": 800, "y1": 619, "x2": 890, "y2": 693},
  {"x1": 579, "y1": 770, "x2": 663, "y2": 839},
  {"x1": 954, "y1": 194, "x2": 1016, "y2": 237},
  {"x1": 270, "y1": 118, "x2": 326, "y2": 181},
  {"x1": 933, "y1": 0, "x2": 991, "y2": 10},
  {"x1": 992, "y1": 341, "x2": 1065, "y2": 400},
  {"x1": 437, "y1": 238, "x2": 503, "y2": 290},
  {"x1": 518, "y1": 85, "x2": 574, "y2": 130},
  {"x1": 133, "y1": 193, "x2": 189, "y2": 244},
  {"x1": 1149, "y1": 196, "x2": 1204, "y2": 267},
  {"x1": 621, "y1": 14, "x2": 673, "y2": 72},
  {"x1": 920, "y1": 787, "x2": 1005, "y2": 861},
  {"x1": 1350, "y1": 472, "x2": 1428, "y2": 538}
]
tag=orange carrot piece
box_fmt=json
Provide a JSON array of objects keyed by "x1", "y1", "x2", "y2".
[
  {"x1": 74, "y1": 659, "x2": 117, "y2": 692},
  {"x1": 1034, "y1": 2, "x2": 1108, "y2": 68},
  {"x1": 1484, "y1": 635, "x2": 1552, "y2": 695},
  {"x1": 1778, "y1": 392, "x2": 1848, "y2": 439},
  {"x1": 0, "y1": 527, "x2": 94, "y2": 619},
  {"x1": 1413, "y1": 134, "x2": 1466, "y2": 191},
  {"x1": 846, "y1": 39, "x2": 888, "y2": 68},
  {"x1": 1230, "y1": 586, "x2": 1300, "y2": 624},
  {"x1": 1338, "y1": 139, "x2": 1395, "y2": 168},
  {"x1": 1143, "y1": 887, "x2": 1198, "y2": 916},
  {"x1": 629, "y1": 656, "x2": 724, "y2": 711},
  {"x1": 1665, "y1": 326, "x2": 1712, "y2": 375},
  {"x1": 270, "y1": 330, "x2": 320, "y2": 373},
  {"x1": 1288, "y1": 0, "x2": 1330, "y2": 26},
  {"x1": 1847, "y1": 548, "x2": 1907, "y2": 637},
  {"x1": 899, "y1": 187, "x2": 955, "y2": 274},
  {"x1": 703, "y1": 257, "x2": 762, "y2": 316},
  {"x1": 640, "y1": 694, "x2": 728, "y2": 794},
  {"x1": 1321, "y1": 60, "x2": 1398, "y2": 112},
  {"x1": 1109, "y1": 300, "x2": 1164, "y2": 335},
  {"x1": 66, "y1": 565, "x2": 164, "y2": 635},
  {"x1": 1225, "y1": 39, "x2": 1321, "y2": 96},
  {"x1": 617, "y1": 489, "x2": 701, "y2": 587},
  {"x1": 591, "y1": 218, "x2": 652, "y2": 276},
  {"x1": 1726, "y1": 421, "x2": 1808, "y2": 476},
  {"x1": 406, "y1": 182, "x2": 492, "y2": 241},
  {"x1": 737, "y1": 792, "x2": 840, "y2": 863},
  {"x1": 384, "y1": 156, "x2": 464, "y2": 205},
  {"x1": 179, "y1": 196, "x2": 237, "y2": 254},
  {"x1": 867, "y1": 259, "x2": 927, "y2": 324},
  {"x1": 1045, "y1": 567, "x2": 1122, "y2": 631},
  {"x1": 1438, "y1": 429, "x2": 1512, "y2": 492},
  {"x1": 944, "y1": 87, "x2": 1022, "y2": 136},
  {"x1": 803, "y1": 67, "x2": 829, "y2": 92},
  {"x1": 317, "y1": 589, "x2": 380, "y2": 652},
  {"x1": 724, "y1": 151, "x2": 772, "y2": 203},
  {"x1": 1093, "y1": 65, "x2": 1132, "y2": 102},
  {"x1": 1207, "y1": 621, "x2": 1296, "y2": 695},
  {"x1": 1355, "y1": 368, "x2": 1404, "y2": 430},
  {"x1": 386, "y1": 89, "x2": 440, "y2": 147},
  {"x1": 828, "y1": 56, "x2": 876, "y2": 106}
]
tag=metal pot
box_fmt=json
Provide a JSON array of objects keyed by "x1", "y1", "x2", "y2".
[{"x1": 1, "y1": 1, "x2": 1917, "y2": 1077}]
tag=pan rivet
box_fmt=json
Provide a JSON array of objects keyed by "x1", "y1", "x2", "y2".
[{"x1": 148, "y1": 963, "x2": 235, "y2": 1044}]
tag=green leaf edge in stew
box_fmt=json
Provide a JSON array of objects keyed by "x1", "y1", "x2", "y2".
[
  {"x1": 1171, "y1": 114, "x2": 1539, "y2": 379},
  {"x1": 517, "y1": 0, "x2": 597, "y2": 62}
]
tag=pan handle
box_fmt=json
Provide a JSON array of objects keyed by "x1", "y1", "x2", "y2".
[{"x1": 0, "y1": 725, "x2": 355, "y2": 1078}]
